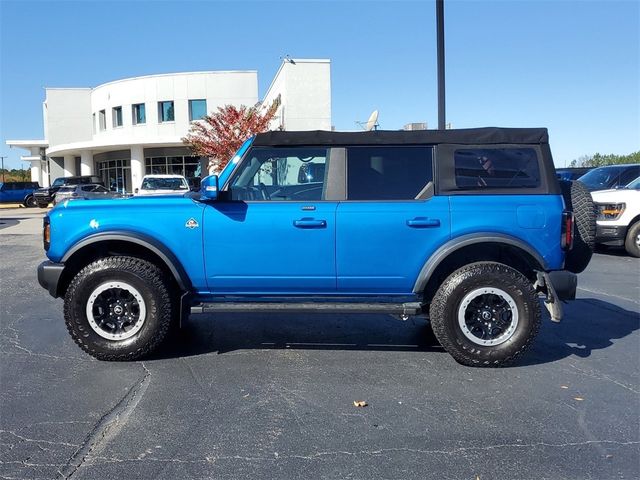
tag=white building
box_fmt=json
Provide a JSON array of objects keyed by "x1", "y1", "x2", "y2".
[{"x1": 7, "y1": 59, "x2": 331, "y2": 191}]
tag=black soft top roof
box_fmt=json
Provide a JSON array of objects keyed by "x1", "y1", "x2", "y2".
[{"x1": 253, "y1": 127, "x2": 549, "y2": 147}]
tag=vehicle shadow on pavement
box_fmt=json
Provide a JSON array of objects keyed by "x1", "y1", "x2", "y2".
[
  {"x1": 152, "y1": 298, "x2": 639, "y2": 364},
  {"x1": 520, "y1": 298, "x2": 639, "y2": 366},
  {"x1": 153, "y1": 313, "x2": 444, "y2": 359}
]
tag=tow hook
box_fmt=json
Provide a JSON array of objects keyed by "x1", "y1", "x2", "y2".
[{"x1": 535, "y1": 272, "x2": 563, "y2": 323}]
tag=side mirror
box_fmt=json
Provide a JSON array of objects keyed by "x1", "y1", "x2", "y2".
[
  {"x1": 134, "y1": 188, "x2": 139, "y2": 194},
  {"x1": 200, "y1": 175, "x2": 219, "y2": 200}
]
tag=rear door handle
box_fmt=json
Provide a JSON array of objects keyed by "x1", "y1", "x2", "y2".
[
  {"x1": 294, "y1": 218, "x2": 327, "y2": 229},
  {"x1": 406, "y1": 217, "x2": 440, "y2": 228}
]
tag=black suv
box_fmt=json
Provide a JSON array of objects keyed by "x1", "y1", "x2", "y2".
[{"x1": 34, "y1": 175, "x2": 104, "y2": 208}]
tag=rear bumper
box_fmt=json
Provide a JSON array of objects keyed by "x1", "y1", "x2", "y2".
[
  {"x1": 595, "y1": 224, "x2": 626, "y2": 247},
  {"x1": 37, "y1": 261, "x2": 64, "y2": 298}
]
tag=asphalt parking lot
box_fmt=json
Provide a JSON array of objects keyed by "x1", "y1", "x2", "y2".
[{"x1": 1, "y1": 207, "x2": 638, "y2": 480}]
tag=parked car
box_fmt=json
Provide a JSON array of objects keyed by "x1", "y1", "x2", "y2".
[
  {"x1": 577, "y1": 163, "x2": 640, "y2": 191},
  {"x1": 555, "y1": 167, "x2": 591, "y2": 181},
  {"x1": 592, "y1": 176, "x2": 640, "y2": 257},
  {"x1": 0, "y1": 181, "x2": 40, "y2": 207},
  {"x1": 52, "y1": 184, "x2": 125, "y2": 206},
  {"x1": 135, "y1": 174, "x2": 190, "y2": 195},
  {"x1": 34, "y1": 175, "x2": 104, "y2": 208},
  {"x1": 38, "y1": 128, "x2": 595, "y2": 367}
]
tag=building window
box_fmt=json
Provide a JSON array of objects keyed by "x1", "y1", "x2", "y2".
[
  {"x1": 98, "y1": 110, "x2": 106, "y2": 131},
  {"x1": 112, "y1": 106, "x2": 123, "y2": 128},
  {"x1": 132, "y1": 103, "x2": 146, "y2": 125},
  {"x1": 92, "y1": 113, "x2": 96, "y2": 134},
  {"x1": 144, "y1": 155, "x2": 201, "y2": 179},
  {"x1": 189, "y1": 99, "x2": 207, "y2": 121},
  {"x1": 158, "y1": 101, "x2": 174, "y2": 122}
]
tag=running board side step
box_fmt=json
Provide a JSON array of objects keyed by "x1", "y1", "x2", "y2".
[{"x1": 191, "y1": 302, "x2": 423, "y2": 316}]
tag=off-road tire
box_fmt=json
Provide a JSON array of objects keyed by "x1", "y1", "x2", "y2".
[
  {"x1": 560, "y1": 180, "x2": 595, "y2": 273},
  {"x1": 64, "y1": 256, "x2": 174, "y2": 361},
  {"x1": 624, "y1": 222, "x2": 640, "y2": 258},
  {"x1": 429, "y1": 262, "x2": 541, "y2": 367},
  {"x1": 24, "y1": 195, "x2": 37, "y2": 208},
  {"x1": 36, "y1": 201, "x2": 49, "y2": 208}
]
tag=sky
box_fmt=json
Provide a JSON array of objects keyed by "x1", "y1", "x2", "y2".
[{"x1": 0, "y1": 0, "x2": 638, "y2": 169}]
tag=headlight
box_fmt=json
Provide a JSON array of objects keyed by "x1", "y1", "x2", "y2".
[{"x1": 596, "y1": 203, "x2": 625, "y2": 220}]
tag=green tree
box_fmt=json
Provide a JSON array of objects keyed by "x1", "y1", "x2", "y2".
[{"x1": 569, "y1": 151, "x2": 640, "y2": 167}]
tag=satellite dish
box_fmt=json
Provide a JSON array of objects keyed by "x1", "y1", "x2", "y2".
[{"x1": 365, "y1": 110, "x2": 379, "y2": 131}]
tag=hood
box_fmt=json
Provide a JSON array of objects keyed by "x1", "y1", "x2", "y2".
[{"x1": 591, "y1": 188, "x2": 639, "y2": 203}]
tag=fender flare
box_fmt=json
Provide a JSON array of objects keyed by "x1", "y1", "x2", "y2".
[
  {"x1": 62, "y1": 231, "x2": 191, "y2": 291},
  {"x1": 412, "y1": 232, "x2": 548, "y2": 294}
]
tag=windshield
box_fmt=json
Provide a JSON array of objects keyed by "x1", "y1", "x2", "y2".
[
  {"x1": 625, "y1": 176, "x2": 640, "y2": 189},
  {"x1": 218, "y1": 137, "x2": 255, "y2": 188},
  {"x1": 57, "y1": 186, "x2": 76, "y2": 193},
  {"x1": 141, "y1": 177, "x2": 188, "y2": 190},
  {"x1": 52, "y1": 178, "x2": 66, "y2": 187},
  {"x1": 578, "y1": 166, "x2": 623, "y2": 191}
]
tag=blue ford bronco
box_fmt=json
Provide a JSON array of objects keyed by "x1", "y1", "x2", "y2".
[{"x1": 37, "y1": 128, "x2": 596, "y2": 366}]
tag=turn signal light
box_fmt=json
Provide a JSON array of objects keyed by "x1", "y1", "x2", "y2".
[{"x1": 43, "y1": 218, "x2": 50, "y2": 250}]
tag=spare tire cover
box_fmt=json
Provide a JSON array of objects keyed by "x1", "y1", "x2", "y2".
[{"x1": 560, "y1": 180, "x2": 596, "y2": 273}]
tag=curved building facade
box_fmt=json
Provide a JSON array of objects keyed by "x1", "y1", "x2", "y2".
[{"x1": 8, "y1": 59, "x2": 331, "y2": 191}]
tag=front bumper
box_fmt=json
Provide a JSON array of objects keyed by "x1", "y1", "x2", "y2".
[
  {"x1": 595, "y1": 224, "x2": 626, "y2": 246},
  {"x1": 34, "y1": 192, "x2": 52, "y2": 204},
  {"x1": 37, "y1": 261, "x2": 64, "y2": 298}
]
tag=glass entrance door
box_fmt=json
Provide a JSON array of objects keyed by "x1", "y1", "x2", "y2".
[{"x1": 96, "y1": 159, "x2": 131, "y2": 193}]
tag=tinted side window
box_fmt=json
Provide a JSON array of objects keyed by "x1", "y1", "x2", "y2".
[
  {"x1": 346, "y1": 146, "x2": 433, "y2": 200},
  {"x1": 454, "y1": 148, "x2": 540, "y2": 189}
]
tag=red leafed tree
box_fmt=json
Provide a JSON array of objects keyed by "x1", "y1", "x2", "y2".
[{"x1": 182, "y1": 101, "x2": 279, "y2": 174}]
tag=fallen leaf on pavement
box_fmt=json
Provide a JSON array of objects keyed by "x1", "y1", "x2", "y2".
[
  {"x1": 574, "y1": 397, "x2": 584, "y2": 401},
  {"x1": 353, "y1": 400, "x2": 368, "y2": 407},
  {"x1": 560, "y1": 385, "x2": 569, "y2": 389}
]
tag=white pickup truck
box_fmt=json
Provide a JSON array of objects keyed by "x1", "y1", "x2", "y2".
[
  {"x1": 135, "y1": 174, "x2": 190, "y2": 196},
  {"x1": 591, "y1": 176, "x2": 640, "y2": 257}
]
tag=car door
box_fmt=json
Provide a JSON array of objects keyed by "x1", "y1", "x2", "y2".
[
  {"x1": 202, "y1": 146, "x2": 338, "y2": 294},
  {"x1": 336, "y1": 145, "x2": 450, "y2": 294}
]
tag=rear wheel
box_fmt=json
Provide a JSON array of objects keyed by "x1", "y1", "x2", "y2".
[
  {"x1": 24, "y1": 195, "x2": 37, "y2": 208},
  {"x1": 625, "y1": 222, "x2": 640, "y2": 258},
  {"x1": 64, "y1": 256, "x2": 175, "y2": 360},
  {"x1": 429, "y1": 262, "x2": 541, "y2": 367}
]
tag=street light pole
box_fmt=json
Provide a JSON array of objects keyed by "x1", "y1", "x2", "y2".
[
  {"x1": 436, "y1": 0, "x2": 446, "y2": 130},
  {"x1": 0, "y1": 156, "x2": 7, "y2": 182}
]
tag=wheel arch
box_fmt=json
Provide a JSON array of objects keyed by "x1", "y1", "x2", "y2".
[
  {"x1": 414, "y1": 233, "x2": 547, "y2": 301},
  {"x1": 58, "y1": 232, "x2": 191, "y2": 298}
]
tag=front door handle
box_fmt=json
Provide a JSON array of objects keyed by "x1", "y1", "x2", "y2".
[
  {"x1": 406, "y1": 217, "x2": 440, "y2": 228},
  {"x1": 294, "y1": 218, "x2": 327, "y2": 229}
]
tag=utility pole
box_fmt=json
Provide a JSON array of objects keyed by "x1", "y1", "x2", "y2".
[
  {"x1": 436, "y1": 0, "x2": 446, "y2": 130},
  {"x1": 0, "y1": 156, "x2": 7, "y2": 182}
]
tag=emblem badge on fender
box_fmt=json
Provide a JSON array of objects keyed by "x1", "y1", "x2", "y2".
[{"x1": 185, "y1": 218, "x2": 199, "y2": 229}]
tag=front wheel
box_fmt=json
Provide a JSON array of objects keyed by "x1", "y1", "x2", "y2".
[
  {"x1": 24, "y1": 195, "x2": 37, "y2": 208},
  {"x1": 64, "y1": 256, "x2": 175, "y2": 360},
  {"x1": 625, "y1": 222, "x2": 640, "y2": 258},
  {"x1": 429, "y1": 262, "x2": 541, "y2": 367}
]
